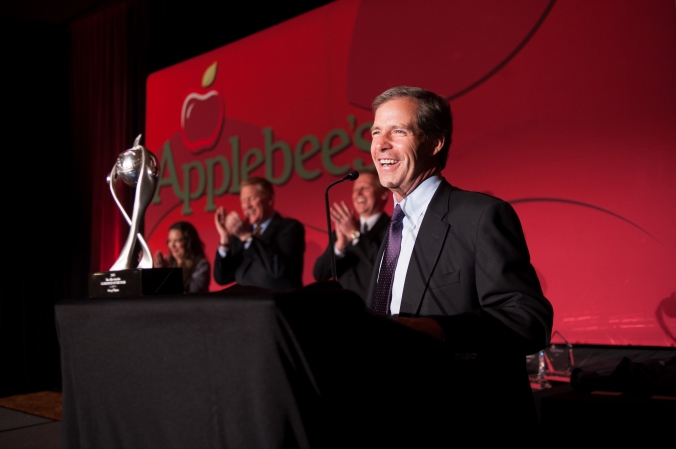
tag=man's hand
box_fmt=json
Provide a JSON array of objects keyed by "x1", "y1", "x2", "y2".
[
  {"x1": 225, "y1": 211, "x2": 253, "y2": 241},
  {"x1": 214, "y1": 206, "x2": 231, "y2": 246},
  {"x1": 330, "y1": 201, "x2": 359, "y2": 251},
  {"x1": 393, "y1": 316, "x2": 445, "y2": 341},
  {"x1": 334, "y1": 224, "x2": 348, "y2": 252}
]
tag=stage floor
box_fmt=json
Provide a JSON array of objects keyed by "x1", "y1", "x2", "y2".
[{"x1": 0, "y1": 406, "x2": 61, "y2": 449}]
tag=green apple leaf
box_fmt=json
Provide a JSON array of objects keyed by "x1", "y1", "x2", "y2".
[{"x1": 202, "y1": 62, "x2": 218, "y2": 88}]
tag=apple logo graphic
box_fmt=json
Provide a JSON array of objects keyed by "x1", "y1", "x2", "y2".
[{"x1": 180, "y1": 61, "x2": 224, "y2": 153}]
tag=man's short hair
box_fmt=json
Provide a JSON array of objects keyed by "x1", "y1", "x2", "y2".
[
  {"x1": 372, "y1": 86, "x2": 453, "y2": 169},
  {"x1": 241, "y1": 177, "x2": 274, "y2": 198},
  {"x1": 358, "y1": 168, "x2": 388, "y2": 196}
]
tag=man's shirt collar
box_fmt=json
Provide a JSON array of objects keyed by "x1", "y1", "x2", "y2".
[
  {"x1": 360, "y1": 212, "x2": 383, "y2": 233},
  {"x1": 394, "y1": 175, "x2": 442, "y2": 223},
  {"x1": 254, "y1": 213, "x2": 275, "y2": 236}
]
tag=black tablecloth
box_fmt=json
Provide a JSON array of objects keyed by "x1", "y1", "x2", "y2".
[{"x1": 55, "y1": 282, "x2": 449, "y2": 449}]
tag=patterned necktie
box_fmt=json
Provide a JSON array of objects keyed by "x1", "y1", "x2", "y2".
[
  {"x1": 253, "y1": 225, "x2": 262, "y2": 238},
  {"x1": 373, "y1": 204, "x2": 405, "y2": 316}
]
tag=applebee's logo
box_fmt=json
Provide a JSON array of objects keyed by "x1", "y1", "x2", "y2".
[
  {"x1": 180, "y1": 62, "x2": 224, "y2": 153},
  {"x1": 151, "y1": 60, "x2": 374, "y2": 219}
]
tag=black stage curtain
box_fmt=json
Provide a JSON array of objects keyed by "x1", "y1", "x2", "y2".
[
  {"x1": 68, "y1": 0, "x2": 147, "y2": 275},
  {"x1": 2, "y1": 16, "x2": 73, "y2": 397}
]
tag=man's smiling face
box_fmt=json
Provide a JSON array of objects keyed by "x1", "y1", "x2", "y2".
[
  {"x1": 370, "y1": 97, "x2": 443, "y2": 202},
  {"x1": 352, "y1": 172, "x2": 388, "y2": 218},
  {"x1": 240, "y1": 184, "x2": 274, "y2": 226}
]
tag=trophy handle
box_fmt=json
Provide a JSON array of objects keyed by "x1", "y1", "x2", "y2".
[
  {"x1": 108, "y1": 166, "x2": 132, "y2": 225},
  {"x1": 134, "y1": 144, "x2": 158, "y2": 269}
]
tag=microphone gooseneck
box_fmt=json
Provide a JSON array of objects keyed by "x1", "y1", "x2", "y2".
[{"x1": 325, "y1": 170, "x2": 360, "y2": 281}]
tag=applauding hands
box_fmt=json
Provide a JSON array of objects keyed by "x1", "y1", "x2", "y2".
[{"x1": 330, "y1": 200, "x2": 360, "y2": 252}]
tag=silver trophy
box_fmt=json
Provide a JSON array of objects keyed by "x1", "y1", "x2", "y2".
[{"x1": 107, "y1": 134, "x2": 159, "y2": 271}]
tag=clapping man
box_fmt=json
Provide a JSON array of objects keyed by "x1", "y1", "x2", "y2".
[
  {"x1": 313, "y1": 169, "x2": 389, "y2": 302},
  {"x1": 213, "y1": 177, "x2": 305, "y2": 292}
]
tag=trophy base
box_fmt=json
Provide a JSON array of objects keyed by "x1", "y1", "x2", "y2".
[{"x1": 88, "y1": 268, "x2": 184, "y2": 298}]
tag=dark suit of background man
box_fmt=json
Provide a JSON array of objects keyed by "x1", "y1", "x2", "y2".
[
  {"x1": 213, "y1": 177, "x2": 305, "y2": 291},
  {"x1": 313, "y1": 169, "x2": 390, "y2": 302},
  {"x1": 367, "y1": 86, "x2": 554, "y2": 439}
]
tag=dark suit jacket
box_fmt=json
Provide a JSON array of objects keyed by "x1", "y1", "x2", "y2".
[
  {"x1": 214, "y1": 213, "x2": 305, "y2": 292},
  {"x1": 367, "y1": 178, "x2": 554, "y2": 435},
  {"x1": 312, "y1": 213, "x2": 389, "y2": 302}
]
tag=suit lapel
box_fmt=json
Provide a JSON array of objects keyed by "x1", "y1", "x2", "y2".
[
  {"x1": 241, "y1": 213, "x2": 280, "y2": 273},
  {"x1": 365, "y1": 214, "x2": 390, "y2": 310},
  {"x1": 400, "y1": 180, "x2": 454, "y2": 315},
  {"x1": 369, "y1": 213, "x2": 390, "y2": 238},
  {"x1": 259, "y1": 213, "x2": 281, "y2": 242},
  {"x1": 366, "y1": 233, "x2": 389, "y2": 310}
]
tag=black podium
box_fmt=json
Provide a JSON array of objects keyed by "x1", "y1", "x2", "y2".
[{"x1": 55, "y1": 281, "x2": 540, "y2": 448}]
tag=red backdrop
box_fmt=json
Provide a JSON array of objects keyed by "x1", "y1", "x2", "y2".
[{"x1": 140, "y1": 0, "x2": 675, "y2": 347}]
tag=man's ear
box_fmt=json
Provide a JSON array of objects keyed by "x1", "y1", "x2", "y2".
[{"x1": 431, "y1": 137, "x2": 444, "y2": 156}]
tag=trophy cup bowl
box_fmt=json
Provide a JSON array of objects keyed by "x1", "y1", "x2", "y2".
[{"x1": 115, "y1": 147, "x2": 159, "y2": 187}]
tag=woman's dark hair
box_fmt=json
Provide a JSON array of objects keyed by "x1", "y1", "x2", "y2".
[{"x1": 166, "y1": 221, "x2": 206, "y2": 284}]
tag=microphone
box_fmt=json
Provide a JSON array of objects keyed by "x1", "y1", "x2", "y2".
[
  {"x1": 325, "y1": 170, "x2": 359, "y2": 281},
  {"x1": 342, "y1": 170, "x2": 359, "y2": 181}
]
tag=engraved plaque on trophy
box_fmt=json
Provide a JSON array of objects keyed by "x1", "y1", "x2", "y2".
[{"x1": 88, "y1": 135, "x2": 183, "y2": 298}]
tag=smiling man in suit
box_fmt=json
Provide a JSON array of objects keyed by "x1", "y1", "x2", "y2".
[
  {"x1": 313, "y1": 169, "x2": 390, "y2": 302},
  {"x1": 213, "y1": 177, "x2": 305, "y2": 291},
  {"x1": 367, "y1": 86, "x2": 554, "y2": 438}
]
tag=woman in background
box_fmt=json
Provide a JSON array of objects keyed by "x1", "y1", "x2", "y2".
[{"x1": 154, "y1": 221, "x2": 211, "y2": 293}]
